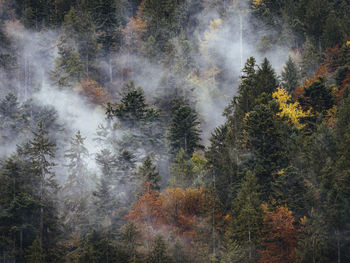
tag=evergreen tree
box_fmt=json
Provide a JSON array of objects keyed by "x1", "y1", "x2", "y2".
[
  {"x1": 322, "y1": 11, "x2": 344, "y2": 48},
  {"x1": 26, "y1": 121, "x2": 57, "y2": 248},
  {"x1": 235, "y1": 57, "x2": 257, "y2": 116},
  {"x1": 0, "y1": 93, "x2": 24, "y2": 143},
  {"x1": 281, "y1": 56, "x2": 299, "y2": 94},
  {"x1": 138, "y1": 155, "x2": 161, "y2": 191},
  {"x1": 168, "y1": 100, "x2": 203, "y2": 156},
  {"x1": 255, "y1": 58, "x2": 279, "y2": 96},
  {"x1": 205, "y1": 124, "x2": 238, "y2": 209},
  {"x1": 62, "y1": 130, "x2": 90, "y2": 234},
  {"x1": 231, "y1": 171, "x2": 262, "y2": 260},
  {"x1": 25, "y1": 236, "x2": 45, "y2": 263},
  {"x1": 300, "y1": 77, "x2": 335, "y2": 114},
  {"x1": 121, "y1": 221, "x2": 141, "y2": 262},
  {"x1": 243, "y1": 102, "x2": 290, "y2": 199},
  {"x1": 147, "y1": 234, "x2": 169, "y2": 263},
  {"x1": 169, "y1": 148, "x2": 195, "y2": 189}
]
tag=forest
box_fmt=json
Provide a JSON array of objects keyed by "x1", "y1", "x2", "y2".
[{"x1": 0, "y1": 0, "x2": 350, "y2": 262}]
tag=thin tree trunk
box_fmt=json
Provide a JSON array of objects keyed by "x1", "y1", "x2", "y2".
[
  {"x1": 337, "y1": 229, "x2": 341, "y2": 263},
  {"x1": 248, "y1": 228, "x2": 251, "y2": 259},
  {"x1": 109, "y1": 58, "x2": 113, "y2": 83},
  {"x1": 240, "y1": 13, "x2": 243, "y2": 70},
  {"x1": 212, "y1": 175, "x2": 216, "y2": 255}
]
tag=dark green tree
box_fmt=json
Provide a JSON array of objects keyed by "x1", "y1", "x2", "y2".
[
  {"x1": 255, "y1": 57, "x2": 279, "y2": 96},
  {"x1": 168, "y1": 100, "x2": 203, "y2": 156},
  {"x1": 147, "y1": 234, "x2": 169, "y2": 263},
  {"x1": 26, "y1": 121, "x2": 57, "y2": 248},
  {"x1": 138, "y1": 155, "x2": 161, "y2": 191},
  {"x1": 300, "y1": 77, "x2": 335, "y2": 114},
  {"x1": 231, "y1": 171, "x2": 262, "y2": 260},
  {"x1": 169, "y1": 148, "x2": 195, "y2": 188},
  {"x1": 281, "y1": 56, "x2": 300, "y2": 94}
]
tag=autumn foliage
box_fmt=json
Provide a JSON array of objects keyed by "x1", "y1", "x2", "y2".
[
  {"x1": 123, "y1": 0, "x2": 147, "y2": 51},
  {"x1": 273, "y1": 87, "x2": 312, "y2": 129},
  {"x1": 76, "y1": 80, "x2": 107, "y2": 104},
  {"x1": 293, "y1": 65, "x2": 327, "y2": 101},
  {"x1": 259, "y1": 205, "x2": 299, "y2": 263},
  {"x1": 127, "y1": 184, "x2": 210, "y2": 240}
]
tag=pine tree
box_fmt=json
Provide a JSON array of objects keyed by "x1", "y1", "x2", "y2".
[
  {"x1": 147, "y1": 234, "x2": 169, "y2": 263},
  {"x1": 281, "y1": 56, "x2": 299, "y2": 94},
  {"x1": 168, "y1": 100, "x2": 203, "y2": 156},
  {"x1": 298, "y1": 208, "x2": 331, "y2": 263},
  {"x1": 235, "y1": 57, "x2": 257, "y2": 116},
  {"x1": 0, "y1": 93, "x2": 24, "y2": 143},
  {"x1": 121, "y1": 221, "x2": 141, "y2": 262},
  {"x1": 109, "y1": 81, "x2": 151, "y2": 128},
  {"x1": 169, "y1": 149, "x2": 195, "y2": 189},
  {"x1": 322, "y1": 11, "x2": 344, "y2": 48},
  {"x1": 255, "y1": 58, "x2": 279, "y2": 96},
  {"x1": 205, "y1": 124, "x2": 238, "y2": 209},
  {"x1": 243, "y1": 103, "x2": 290, "y2": 198},
  {"x1": 62, "y1": 130, "x2": 90, "y2": 234},
  {"x1": 231, "y1": 171, "x2": 262, "y2": 260},
  {"x1": 138, "y1": 155, "x2": 161, "y2": 191},
  {"x1": 25, "y1": 236, "x2": 45, "y2": 263},
  {"x1": 300, "y1": 77, "x2": 335, "y2": 114},
  {"x1": 26, "y1": 121, "x2": 57, "y2": 248}
]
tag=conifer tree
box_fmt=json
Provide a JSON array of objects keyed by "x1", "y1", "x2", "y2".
[
  {"x1": 281, "y1": 56, "x2": 299, "y2": 94},
  {"x1": 62, "y1": 130, "x2": 90, "y2": 234},
  {"x1": 147, "y1": 234, "x2": 169, "y2": 263},
  {"x1": 26, "y1": 121, "x2": 57, "y2": 248},
  {"x1": 231, "y1": 171, "x2": 262, "y2": 260},
  {"x1": 138, "y1": 155, "x2": 161, "y2": 191},
  {"x1": 25, "y1": 236, "x2": 45, "y2": 263},
  {"x1": 168, "y1": 100, "x2": 203, "y2": 156},
  {"x1": 170, "y1": 149, "x2": 195, "y2": 189},
  {"x1": 255, "y1": 58, "x2": 279, "y2": 96}
]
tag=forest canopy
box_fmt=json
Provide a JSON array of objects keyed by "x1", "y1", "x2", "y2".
[{"x1": 0, "y1": 0, "x2": 350, "y2": 262}]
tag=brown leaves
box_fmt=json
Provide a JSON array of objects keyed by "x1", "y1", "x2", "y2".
[
  {"x1": 76, "y1": 80, "x2": 107, "y2": 105},
  {"x1": 259, "y1": 206, "x2": 299, "y2": 263},
  {"x1": 126, "y1": 186, "x2": 208, "y2": 239}
]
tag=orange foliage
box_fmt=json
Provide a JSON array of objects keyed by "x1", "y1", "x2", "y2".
[
  {"x1": 126, "y1": 186, "x2": 208, "y2": 240},
  {"x1": 293, "y1": 65, "x2": 327, "y2": 101},
  {"x1": 259, "y1": 206, "x2": 299, "y2": 263},
  {"x1": 126, "y1": 182, "x2": 163, "y2": 226},
  {"x1": 76, "y1": 80, "x2": 107, "y2": 104},
  {"x1": 123, "y1": 0, "x2": 146, "y2": 50}
]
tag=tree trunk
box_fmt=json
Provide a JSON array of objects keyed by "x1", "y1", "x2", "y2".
[
  {"x1": 240, "y1": 13, "x2": 243, "y2": 70},
  {"x1": 248, "y1": 228, "x2": 252, "y2": 259},
  {"x1": 336, "y1": 229, "x2": 341, "y2": 263},
  {"x1": 109, "y1": 58, "x2": 113, "y2": 83}
]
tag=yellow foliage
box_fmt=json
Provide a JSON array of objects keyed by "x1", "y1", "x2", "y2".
[
  {"x1": 199, "y1": 18, "x2": 222, "y2": 53},
  {"x1": 346, "y1": 41, "x2": 350, "y2": 46},
  {"x1": 276, "y1": 169, "x2": 285, "y2": 175},
  {"x1": 253, "y1": 0, "x2": 264, "y2": 6},
  {"x1": 191, "y1": 152, "x2": 207, "y2": 173},
  {"x1": 324, "y1": 105, "x2": 337, "y2": 127},
  {"x1": 209, "y1": 18, "x2": 222, "y2": 31},
  {"x1": 272, "y1": 87, "x2": 312, "y2": 129}
]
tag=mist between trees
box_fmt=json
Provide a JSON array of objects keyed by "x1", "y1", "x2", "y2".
[{"x1": 0, "y1": 0, "x2": 350, "y2": 262}]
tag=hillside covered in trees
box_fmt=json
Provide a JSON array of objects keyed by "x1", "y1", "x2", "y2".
[{"x1": 0, "y1": 0, "x2": 350, "y2": 262}]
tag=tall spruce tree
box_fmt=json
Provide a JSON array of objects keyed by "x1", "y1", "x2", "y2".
[
  {"x1": 281, "y1": 56, "x2": 299, "y2": 94},
  {"x1": 137, "y1": 155, "x2": 161, "y2": 191},
  {"x1": 168, "y1": 100, "x2": 203, "y2": 156},
  {"x1": 62, "y1": 130, "x2": 90, "y2": 234},
  {"x1": 26, "y1": 121, "x2": 57, "y2": 248}
]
